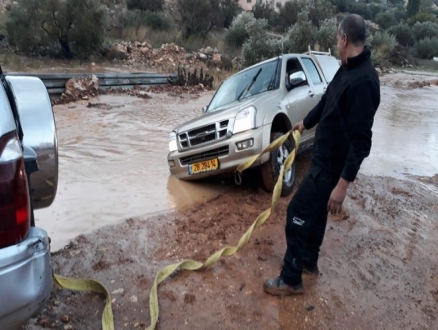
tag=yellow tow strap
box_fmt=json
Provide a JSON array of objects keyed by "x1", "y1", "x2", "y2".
[{"x1": 54, "y1": 130, "x2": 301, "y2": 330}]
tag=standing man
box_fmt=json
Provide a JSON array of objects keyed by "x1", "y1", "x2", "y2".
[{"x1": 264, "y1": 13, "x2": 381, "y2": 295}]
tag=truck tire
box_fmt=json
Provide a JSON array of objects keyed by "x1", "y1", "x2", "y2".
[{"x1": 261, "y1": 132, "x2": 296, "y2": 197}]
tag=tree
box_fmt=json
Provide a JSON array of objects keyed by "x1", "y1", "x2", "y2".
[
  {"x1": 252, "y1": 2, "x2": 278, "y2": 27},
  {"x1": 388, "y1": 24, "x2": 415, "y2": 47},
  {"x1": 126, "y1": 0, "x2": 164, "y2": 12},
  {"x1": 407, "y1": 0, "x2": 421, "y2": 18},
  {"x1": 220, "y1": 0, "x2": 241, "y2": 28},
  {"x1": 277, "y1": 1, "x2": 300, "y2": 31},
  {"x1": 316, "y1": 18, "x2": 338, "y2": 53},
  {"x1": 6, "y1": 0, "x2": 106, "y2": 58},
  {"x1": 177, "y1": 0, "x2": 223, "y2": 38},
  {"x1": 411, "y1": 21, "x2": 438, "y2": 41},
  {"x1": 284, "y1": 10, "x2": 317, "y2": 53},
  {"x1": 375, "y1": 10, "x2": 398, "y2": 30},
  {"x1": 225, "y1": 12, "x2": 255, "y2": 47},
  {"x1": 241, "y1": 19, "x2": 282, "y2": 66}
]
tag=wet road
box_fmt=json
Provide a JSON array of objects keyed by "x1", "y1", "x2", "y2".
[{"x1": 35, "y1": 73, "x2": 438, "y2": 251}]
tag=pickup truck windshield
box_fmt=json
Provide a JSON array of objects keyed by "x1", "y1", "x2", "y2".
[{"x1": 207, "y1": 59, "x2": 278, "y2": 112}]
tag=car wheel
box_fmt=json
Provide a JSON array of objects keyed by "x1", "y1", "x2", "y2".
[{"x1": 261, "y1": 132, "x2": 296, "y2": 197}]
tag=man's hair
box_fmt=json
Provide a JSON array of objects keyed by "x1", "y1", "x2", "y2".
[{"x1": 338, "y1": 14, "x2": 366, "y2": 46}]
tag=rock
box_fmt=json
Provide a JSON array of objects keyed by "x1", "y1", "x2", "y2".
[
  {"x1": 198, "y1": 53, "x2": 207, "y2": 60},
  {"x1": 111, "y1": 288, "x2": 124, "y2": 294},
  {"x1": 108, "y1": 44, "x2": 128, "y2": 60},
  {"x1": 64, "y1": 75, "x2": 99, "y2": 97},
  {"x1": 375, "y1": 67, "x2": 382, "y2": 76},
  {"x1": 205, "y1": 46, "x2": 214, "y2": 55},
  {"x1": 212, "y1": 54, "x2": 221, "y2": 65},
  {"x1": 61, "y1": 315, "x2": 70, "y2": 323},
  {"x1": 140, "y1": 47, "x2": 149, "y2": 55},
  {"x1": 214, "y1": 47, "x2": 219, "y2": 54}
]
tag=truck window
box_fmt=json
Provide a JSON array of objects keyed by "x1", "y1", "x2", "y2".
[{"x1": 301, "y1": 58, "x2": 322, "y2": 85}]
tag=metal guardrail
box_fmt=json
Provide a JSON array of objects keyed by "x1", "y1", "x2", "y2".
[{"x1": 5, "y1": 72, "x2": 177, "y2": 97}]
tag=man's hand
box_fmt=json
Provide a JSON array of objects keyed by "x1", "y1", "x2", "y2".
[
  {"x1": 327, "y1": 178, "x2": 350, "y2": 214},
  {"x1": 293, "y1": 121, "x2": 305, "y2": 134}
]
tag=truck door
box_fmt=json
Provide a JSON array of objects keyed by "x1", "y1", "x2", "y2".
[
  {"x1": 298, "y1": 56, "x2": 327, "y2": 139},
  {"x1": 284, "y1": 57, "x2": 317, "y2": 146}
]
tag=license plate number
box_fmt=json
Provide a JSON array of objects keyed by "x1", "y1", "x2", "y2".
[{"x1": 188, "y1": 158, "x2": 219, "y2": 175}]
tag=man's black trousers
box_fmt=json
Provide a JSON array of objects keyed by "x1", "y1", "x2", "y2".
[{"x1": 280, "y1": 164, "x2": 338, "y2": 286}]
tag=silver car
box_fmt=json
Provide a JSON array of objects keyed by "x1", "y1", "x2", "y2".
[
  {"x1": 0, "y1": 72, "x2": 58, "y2": 329},
  {"x1": 167, "y1": 51, "x2": 339, "y2": 196}
]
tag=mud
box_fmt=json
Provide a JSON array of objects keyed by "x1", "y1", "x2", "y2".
[{"x1": 26, "y1": 72, "x2": 438, "y2": 329}]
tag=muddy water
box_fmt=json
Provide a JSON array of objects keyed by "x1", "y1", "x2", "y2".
[
  {"x1": 35, "y1": 92, "x2": 222, "y2": 251},
  {"x1": 361, "y1": 74, "x2": 438, "y2": 179},
  {"x1": 36, "y1": 73, "x2": 438, "y2": 251}
]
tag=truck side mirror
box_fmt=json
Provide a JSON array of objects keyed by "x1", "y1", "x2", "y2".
[{"x1": 288, "y1": 71, "x2": 307, "y2": 88}]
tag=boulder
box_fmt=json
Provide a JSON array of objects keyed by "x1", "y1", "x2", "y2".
[
  {"x1": 212, "y1": 54, "x2": 221, "y2": 65},
  {"x1": 65, "y1": 75, "x2": 99, "y2": 97}
]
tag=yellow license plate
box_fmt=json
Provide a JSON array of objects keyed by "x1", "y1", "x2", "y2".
[{"x1": 189, "y1": 158, "x2": 219, "y2": 175}]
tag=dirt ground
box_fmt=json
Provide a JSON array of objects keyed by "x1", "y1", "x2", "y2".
[{"x1": 25, "y1": 72, "x2": 438, "y2": 330}]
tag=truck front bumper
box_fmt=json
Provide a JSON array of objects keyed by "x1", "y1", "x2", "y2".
[{"x1": 168, "y1": 126, "x2": 267, "y2": 180}]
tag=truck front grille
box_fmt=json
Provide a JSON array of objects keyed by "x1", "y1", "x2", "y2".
[
  {"x1": 180, "y1": 146, "x2": 229, "y2": 165},
  {"x1": 178, "y1": 120, "x2": 229, "y2": 149}
]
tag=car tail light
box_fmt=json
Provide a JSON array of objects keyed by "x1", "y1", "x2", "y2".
[{"x1": 0, "y1": 131, "x2": 30, "y2": 248}]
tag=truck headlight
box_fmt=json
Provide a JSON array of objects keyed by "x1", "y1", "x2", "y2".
[
  {"x1": 168, "y1": 132, "x2": 178, "y2": 152},
  {"x1": 233, "y1": 106, "x2": 256, "y2": 134}
]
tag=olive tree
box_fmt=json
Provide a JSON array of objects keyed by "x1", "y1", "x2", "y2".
[
  {"x1": 177, "y1": 0, "x2": 223, "y2": 38},
  {"x1": 7, "y1": 0, "x2": 106, "y2": 58}
]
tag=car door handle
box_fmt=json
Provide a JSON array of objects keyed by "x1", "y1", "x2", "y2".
[{"x1": 308, "y1": 91, "x2": 315, "y2": 98}]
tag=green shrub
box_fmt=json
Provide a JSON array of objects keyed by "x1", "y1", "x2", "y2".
[
  {"x1": 225, "y1": 12, "x2": 255, "y2": 47},
  {"x1": 126, "y1": 0, "x2": 164, "y2": 12},
  {"x1": 411, "y1": 37, "x2": 438, "y2": 59},
  {"x1": 144, "y1": 11, "x2": 171, "y2": 30},
  {"x1": 369, "y1": 31, "x2": 397, "y2": 65},
  {"x1": 388, "y1": 24, "x2": 415, "y2": 47}
]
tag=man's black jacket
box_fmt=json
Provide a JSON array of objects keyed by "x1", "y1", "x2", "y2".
[{"x1": 303, "y1": 47, "x2": 380, "y2": 182}]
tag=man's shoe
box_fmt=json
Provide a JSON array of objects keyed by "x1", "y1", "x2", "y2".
[
  {"x1": 263, "y1": 276, "x2": 304, "y2": 296},
  {"x1": 302, "y1": 264, "x2": 319, "y2": 275}
]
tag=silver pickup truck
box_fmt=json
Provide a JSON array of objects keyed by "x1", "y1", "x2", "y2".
[
  {"x1": 0, "y1": 68, "x2": 58, "y2": 329},
  {"x1": 167, "y1": 51, "x2": 340, "y2": 196}
]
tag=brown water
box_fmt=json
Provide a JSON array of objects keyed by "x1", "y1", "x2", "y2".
[
  {"x1": 35, "y1": 73, "x2": 438, "y2": 251},
  {"x1": 35, "y1": 92, "x2": 224, "y2": 251},
  {"x1": 360, "y1": 74, "x2": 438, "y2": 179}
]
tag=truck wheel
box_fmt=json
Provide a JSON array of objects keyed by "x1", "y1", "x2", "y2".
[{"x1": 261, "y1": 132, "x2": 296, "y2": 197}]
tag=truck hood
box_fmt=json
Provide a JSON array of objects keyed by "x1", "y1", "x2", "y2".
[{"x1": 173, "y1": 91, "x2": 280, "y2": 133}]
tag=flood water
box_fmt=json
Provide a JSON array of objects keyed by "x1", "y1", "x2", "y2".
[
  {"x1": 360, "y1": 79, "x2": 438, "y2": 179},
  {"x1": 35, "y1": 73, "x2": 438, "y2": 251},
  {"x1": 35, "y1": 92, "x2": 225, "y2": 251}
]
